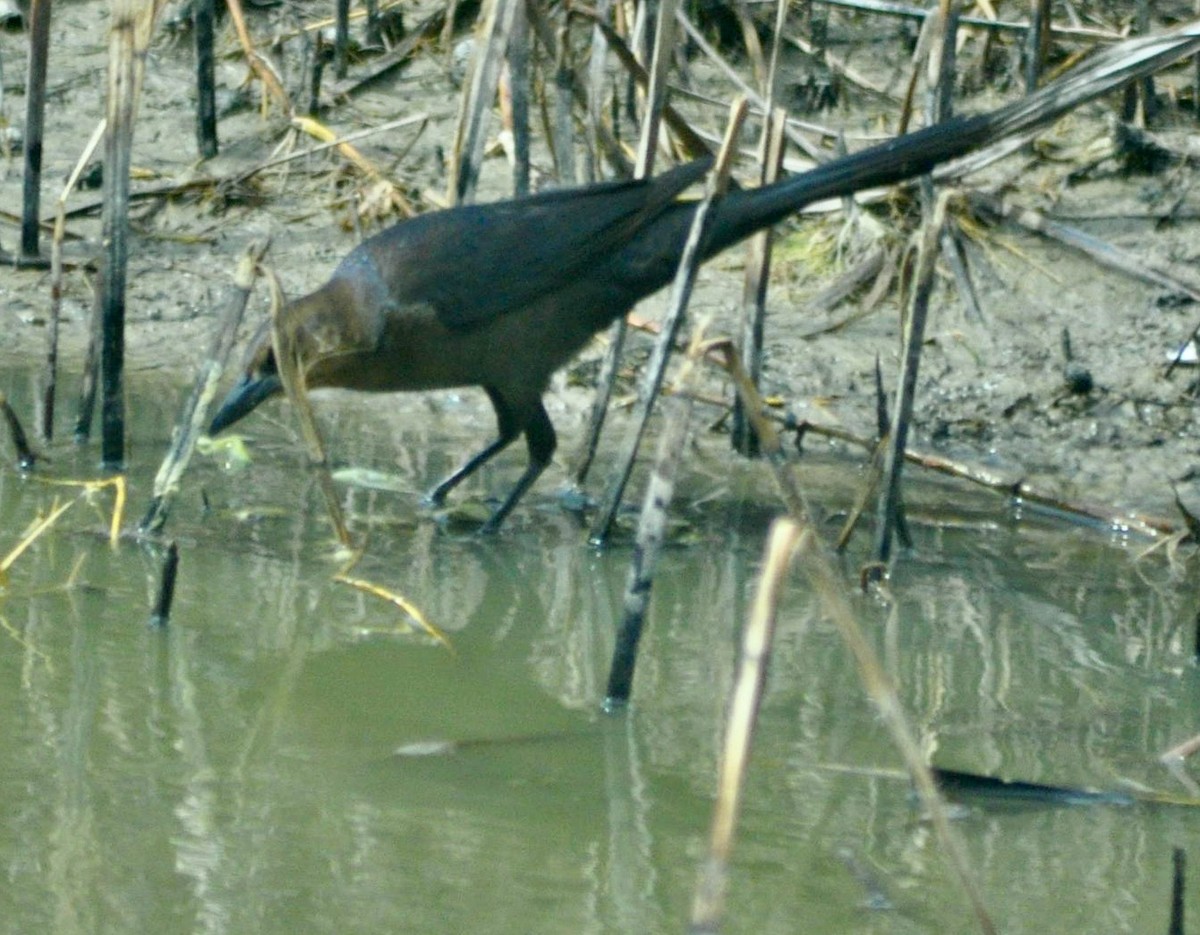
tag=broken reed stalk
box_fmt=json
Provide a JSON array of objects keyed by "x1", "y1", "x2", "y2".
[
  {"x1": 525, "y1": 3, "x2": 631, "y2": 174},
  {"x1": 139, "y1": 241, "x2": 269, "y2": 534},
  {"x1": 590, "y1": 98, "x2": 749, "y2": 547},
  {"x1": 675, "y1": 9, "x2": 823, "y2": 161},
  {"x1": 448, "y1": 0, "x2": 520, "y2": 204},
  {"x1": 570, "y1": 314, "x2": 628, "y2": 486},
  {"x1": 99, "y1": 0, "x2": 166, "y2": 469},
  {"x1": 193, "y1": 0, "x2": 218, "y2": 158},
  {"x1": 716, "y1": 350, "x2": 995, "y2": 935},
  {"x1": 75, "y1": 283, "x2": 100, "y2": 442},
  {"x1": 688, "y1": 517, "x2": 800, "y2": 933},
  {"x1": 975, "y1": 191, "x2": 1200, "y2": 328},
  {"x1": 21, "y1": 0, "x2": 52, "y2": 259},
  {"x1": 820, "y1": 0, "x2": 1119, "y2": 41},
  {"x1": 932, "y1": 0, "x2": 959, "y2": 121},
  {"x1": 731, "y1": 0, "x2": 789, "y2": 457},
  {"x1": 148, "y1": 540, "x2": 179, "y2": 628},
  {"x1": 225, "y1": 0, "x2": 291, "y2": 113},
  {"x1": 44, "y1": 221, "x2": 64, "y2": 442},
  {"x1": 871, "y1": 191, "x2": 948, "y2": 568},
  {"x1": 585, "y1": 0, "x2": 611, "y2": 182},
  {"x1": 363, "y1": 0, "x2": 381, "y2": 47},
  {"x1": 732, "y1": 107, "x2": 785, "y2": 457},
  {"x1": 507, "y1": 0, "x2": 531, "y2": 195},
  {"x1": 576, "y1": 14, "x2": 712, "y2": 161},
  {"x1": 867, "y1": 2, "x2": 958, "y2": 561},
  {"x1": 571, "y1": 0, "x2": 685, "y2": 485},
  {"x1": 264, "y1": 270, "x2": 352, "y2": 547},
  {"x1": 551, "y1": 5, "x2": 576, "y2": 184},
  {"x1": 43, "y1": 122, "x2": 109, "y2": 445},
  {"x1": 603, "y1": 101, "x2": 748, "y2": 704}
]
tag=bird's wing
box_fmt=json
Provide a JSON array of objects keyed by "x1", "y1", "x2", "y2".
[{"x1": 357, "y1": 160, "x2": 713, "y2": 330}]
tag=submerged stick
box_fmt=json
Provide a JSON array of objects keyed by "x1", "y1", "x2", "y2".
[
  {"x1": 148, "y1": 540, "x2": 179, "y2": 628},
  {"x1": 1170, "y1": 847, "x2": 1185, "y2": 935},
  {"x1": 0, "y1": 392, "x2": 38, "y2": 470}
]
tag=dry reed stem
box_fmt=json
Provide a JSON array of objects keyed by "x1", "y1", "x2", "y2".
[{"x1": 688, "y1": 517, "x2": 801, "y2": 933}]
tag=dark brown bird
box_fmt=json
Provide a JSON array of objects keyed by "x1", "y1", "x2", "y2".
[{"x1": 210, "y1": 113, "x2": 999, "y2": 531}]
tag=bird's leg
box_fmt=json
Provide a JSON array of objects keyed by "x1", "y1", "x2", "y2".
[
  {"x1": 425, "y1": 387, "x2": 520, "y2": 506},
  {"x1": 478, "y1": 402, "x2": 556, "y2": 534},
  {"x1": 424, "y1": 433, "x2": 515, "y2": 506}
]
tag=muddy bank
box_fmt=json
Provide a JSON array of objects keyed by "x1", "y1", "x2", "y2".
[{"x1": 2, "y1": 2, "x2": 1199, "y2": 523}]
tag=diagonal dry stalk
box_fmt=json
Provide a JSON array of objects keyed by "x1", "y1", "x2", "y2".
[{"x1": 708, "y1": 343, "x2": 996, "y2": 933}]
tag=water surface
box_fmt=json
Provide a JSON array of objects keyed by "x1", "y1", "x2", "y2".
[{"x1": 1, "y1": 363, "x2": 1197, "y2": 934}]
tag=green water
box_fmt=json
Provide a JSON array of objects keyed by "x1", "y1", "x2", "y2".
[{"x1": 1, "y1": 363, "x2": 1197, "y2": 934}]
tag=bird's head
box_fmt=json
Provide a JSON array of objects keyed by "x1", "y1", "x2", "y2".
[
  {"x1": 208, "y1": 277, "x2": 380, "y2": 435},
  {"x1": 208, "y1": 317, "x2": 283, "y2": 435}
]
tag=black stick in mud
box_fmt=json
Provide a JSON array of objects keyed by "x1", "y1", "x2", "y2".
[
  {"x1": 732, "y1": 109, "x2": 785, "y2": 457},
  {"x1": 43, "y1": 220, "x2": 64, "y2": 442},
  {"x1": 870, "y1": 10, "x2": 961, "y2": 565},
  {"x1": 20, "y1": 0, "x2": 51, "y2": 259},
  {"x1": 193, "y1": 0, "x2": 218, "y2": 158},
  {"x1": 363, "y1": 0, "x2": 382, "y2": 48},
  {"x1": 1024, "y1": 0, "x2": 1050, "y2": 93},
  {"x1": 99, "y1": 1, "x2": 159, "y2": 469},
  {"x1": 872, "y1": 191, "x2": 945, "y2": 568},
  {"x1": 335, "y1": 0, "x2": 350, "y2": 79},
  {"x1": 309, "y1": 32, "x2": 331, "y2": 117},
  {"x1": 149, "y1": 541, "x2": 179, "y2": 628},
  {"x1": 100, "y1": 12, "x2": 136, "y2": 468}
]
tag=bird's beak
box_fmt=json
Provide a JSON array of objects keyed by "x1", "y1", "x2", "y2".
[{"x1": 208, "y1": 373, "x2": 282, "y2": 435}]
